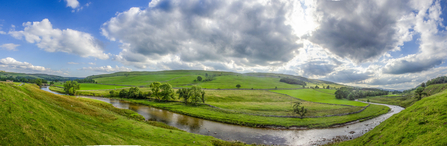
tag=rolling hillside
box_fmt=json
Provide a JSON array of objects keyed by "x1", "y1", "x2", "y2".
[
  {"x1": 0, "y1": 82, "x2": 224, "y2": 145},
  {"x1": 0, "y1": 71, "x2": 79, "y2": 81},
  {"x1": 337, "y1": 85, "x2": 447, "y2": 145},
  {"x1": 87, "y1": 70, "x2": 346, "y2": 89}
]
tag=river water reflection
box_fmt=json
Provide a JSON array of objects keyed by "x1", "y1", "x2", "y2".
[{"x1": 41, "y1": 86, "x2": 404, "y2": 145}]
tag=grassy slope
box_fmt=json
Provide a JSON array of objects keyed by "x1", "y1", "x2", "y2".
[
  {"x1": 0, "y1": 82, "x2": 222, "y2": 145},
  {"x1": 56, "y1": 83, "x2": 129, "y2": 90},
  {"x1": 337, "y1": 89, "x2": 447, "y2": 146},
  {"x1": 90, "y1": 70, "x2": 346, "y2": 89},
  {"x1": 272, "y1": 89, "x2": 368, "y2": 106}
]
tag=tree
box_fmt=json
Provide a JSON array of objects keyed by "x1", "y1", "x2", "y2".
[
  {"x1": 160, "y1": 83, "x2": 175, "y2": 101},
  {"x1": 415, "y1": 87, "x2": 427, "y2": 100},
  {"x1": 367, "y1": 99, "x2": 370, "y2": 102},
  {"x1": 189, "y1": 86, "x2": 204, "y2": 105},
  {"x1": 200, "y1": 90, "x2": 206, "y2": 103},
  {"x1": 197, "y1": 76, "x2": 203, "y2": 81},
  {"x1": 292, "y1": 102, "x2": 307, "y2": 119},
  {"x1": 315, "y1": 85, "x2": 319, "y2": 89},
  {"x1": 35, "y1": 79, "x2": 42, "y2": 86},
  {"x1": 63, "y1": 81, "x2": 80, "y2": 95},
  {"x1": 119, "y1": 89, "x2": 128, "y2": 98},
  {"x1": 150, "y1": 82, "x2": 162, "y2": 100},
  {"x1": 421, "y1": 82, "x2": 426, "y2": 88},
  {"x1": 347, "y1": 93, "x2": 355, "y2": 100},
  {"x1": 128, "y1": 87, "x2": 140, "y2": 99},
  {"x1": 205, "y1": 73, "x2": 208, "y2": 77},
  {"x1": 109, "y1": 90, "x2": 116, "y2": 97},
  {"x1": 236, "y1": 84, "x2": 241, "y2": 89},
  {"x1": 326, "y1": 85, "x2": 330, "y2": 89},
  {"x1": 177, "y1": 88, "x2": 190, "y2": 105},
  {"x1": 50, "y1": 81, "x2": 55, "y2": 86}
]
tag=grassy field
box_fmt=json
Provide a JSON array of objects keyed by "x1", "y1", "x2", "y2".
[
  {"x1": 272, "y1": 89, "x2": 368, "y2": 106},
  {"x1": 56, "y1": 83, "x2": 129, "y2": 90},
  {"x1": 336, "y1": 88, "x2": 447, "y2": 145},
  {"x1": 0, "y1": 82, "x2": 231, "y2": 145},
  {"x1": 203, "y1": 90, "x2": 363, "y2": 117},
  {"x1": 174, "y1": 75, "x2": 305, "y2": 89},
  {"x1": 89, "y1": 70, "x2": 346, "y2": 89}
]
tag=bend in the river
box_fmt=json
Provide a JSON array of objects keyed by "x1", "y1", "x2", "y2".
[{"x1": 40, "y1": 86, "x2": 404, "y2": 145}]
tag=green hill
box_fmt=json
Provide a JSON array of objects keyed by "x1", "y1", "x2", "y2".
[
  {"x1": 336, "y1": 87, "x2": 447, "y2": 145},
  {"x1": 87, "y1": 70, "x2": 346, "y2": 89},
  {"x1": 0, "y1": 71, "x2": 79, "y2": 82},
  {"x1": 0, "y1": 82, "x2": 225, "y2": 145}
]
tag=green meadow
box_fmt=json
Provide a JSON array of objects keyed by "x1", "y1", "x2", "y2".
[{"x1": 272, "y1": 89, "x2": 368, "y2": 106}]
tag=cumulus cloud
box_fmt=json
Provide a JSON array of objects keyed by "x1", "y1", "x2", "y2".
[
  {"x1": 80, "y1": 65, "x2": 132, "y2": 72},
  {"x1": 320, "y1": 69, "x2": 372, "y2": 83},
  {"x1": 300, "y1": 61, "x2": 337, "y2": 76},
  {"x1": 88, "y1": 62, "x2": 96, "y2": 65},
  {"x1": 0, "y1": 57, "x2": 67, "y2": 75},
  {"x1": 309, "y1": 0, "x2": 413, "y2": 63},
  {"x1": 382, "y1": 0, "x2": 447, "y2": 74},
  {"x1": 102, "y1": 0, "x2": 302, "y2": 68},
  {"x1": 67, "y1": 62, "x2": 79, "y2": 65},
  {"x1": 65, "y1": 0, "x2": 79, "y2": 9},
  {"x1": 0, "y1": 43, "x2": 20, "y2": 51},
  {"x1": 9, "y1": 19, "x2": 109, "y2": 59},
  {"x1": 382, "y1": 56, "x2": 443, "y2": 74}
]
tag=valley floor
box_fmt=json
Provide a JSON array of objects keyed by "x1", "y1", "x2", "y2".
[{"x1": 52, "y1": 86, "x2": 390, "y2": 128}]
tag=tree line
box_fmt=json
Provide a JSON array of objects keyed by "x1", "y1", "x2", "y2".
[
  {"x1": 279, "y1": 78, "x2": 307, "y2": 86},
  {"x1": 109, "y1": 82, "x2": 206, "y2": 105},
  {"x1": 335, "y1": 87, "x2": 389, "y2": 100}
]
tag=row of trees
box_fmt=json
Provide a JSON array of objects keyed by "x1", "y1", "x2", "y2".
[
  {"x1": 73, "y1": 78, "x2": 96, "y2": 83},
  {"x1": 335, "y1": 87, "x2": 389, "y2": 100},
  {"x1": 0, "y1": 75, "x2": 48, "y2": 84},
  {"x1": 425, "y1": 76, "x2": 447, "y2": 86},
  {"x1": 279, "y1": 78, "x2": 306, "y2": 86},
  {"x1": 194, "y1": 74, "x2": 216, "y2": 82},
  {"x1": 109, "y1": 82, "x2": 207, "y2": 105}
]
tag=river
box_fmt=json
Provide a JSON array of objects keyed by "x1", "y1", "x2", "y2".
[{"x1": 40, "y1": 86, "x2": 404, "y2": 145}]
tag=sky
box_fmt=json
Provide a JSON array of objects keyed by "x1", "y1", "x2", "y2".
[{"x1": 1, "y1": 0, "x2": 447, "y2": 90}]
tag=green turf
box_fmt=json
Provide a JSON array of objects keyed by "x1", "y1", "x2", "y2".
[
  {"x1": 0, "y1": 82, "x2": 223, "y2": 145},
  {"x1": 336, "y1": 89, "x2": 447, "y2": 145},
  {"x1": 204, "y1": 90, "x2": 363, "y2": 117},
  {"x1": 271, "y1": 89, "x2": 368, "y2": 106},
  {"x1": 56, "y1": 83, "x2": 129, "y2": 90}
]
